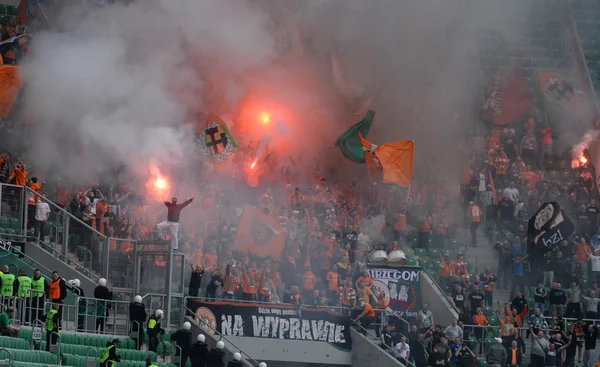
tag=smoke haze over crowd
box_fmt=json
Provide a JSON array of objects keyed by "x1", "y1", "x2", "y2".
[{"x1": 12, "y1": 0, "x2": 559, "y2": 188}]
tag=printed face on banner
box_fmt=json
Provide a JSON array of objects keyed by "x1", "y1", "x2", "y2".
[{"x1": 368, "y1": 267, "x2": 421, "y2": 319}]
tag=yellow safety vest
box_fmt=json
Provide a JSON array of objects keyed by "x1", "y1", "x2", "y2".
[
  {"x1": 0, "y1": 273, "x2": 15, "y2": 296},
  {"x1": 16, "y1": 276, "x2": 31, "y2": 297}
]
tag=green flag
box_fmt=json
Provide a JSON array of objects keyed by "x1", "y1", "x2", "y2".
[{"x1": 334, "y1": 110, "x2": 375, "y2": 163}]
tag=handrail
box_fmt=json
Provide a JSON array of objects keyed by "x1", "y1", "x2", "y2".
[
  {"x1": 184, "y1": 305, "x2": 260, "y2": 367},
  {"x1": 2, "y1": 239, "x2": 94, "y2": 289},
  {"x1": 22, "y1": 185, "x2": 106, "y2": 239},
  {"x1": 0, "y1": 347, "x2": 12, "y2": 366},
  {"x1": 384, "y1": 309, "x2": 411, "y2": 335},
  {"x1": 28, "y1": 237, "x2": 100, "y2": 281},
  {"x1": 420, "y1": 267, "x2": 459, "y2": 314},
  {"x1": 186, "y1": 296, "x2": 352, "y2": 315},
  {"x1": 351, "y1": 319, "x2": 415, "y2": 367}
]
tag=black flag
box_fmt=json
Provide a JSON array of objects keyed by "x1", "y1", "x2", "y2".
[{"x1": 527, "y1": 202, "x2": 575, "y2": 259}]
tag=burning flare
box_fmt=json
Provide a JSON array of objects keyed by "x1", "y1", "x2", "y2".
[
  {"x1": 146, "y1": 160, "x2": 171, "y2": 201},
  {"x1": 250, "y1": 160, "x2": 257, "y2": 169},
  {"x1": 261, "y1": 113, "x2": 270, "y2": 124}
]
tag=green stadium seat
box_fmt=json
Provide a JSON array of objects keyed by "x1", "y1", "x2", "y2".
[
  {"x1": 488, "y1": 316, "x2": 499, "y2": 327},
  {"x1": 0, "y1": 216, "x2": 9, "y2": 228},
  {"x1": 483, "y1": 306, "x2": 494, "y2": 317},
  {"x1": 405, "y1": 258, "x2": 417, "y2": 266},
  {"x1": 8, "y1": 217, "x2": 18, "y2": 229},
  {"x1": 428, "y1": 248, "x2": 439, "y2": 258},
  {"x1": 7, "y1": 6, "x2": 17, "y2": 16},
  {"x1": 415, "y1": 248, "x2": 427, "y2": 257}
]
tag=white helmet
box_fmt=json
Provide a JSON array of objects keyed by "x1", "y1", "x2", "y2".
[
  {"x1": 259, "y1": 363, "x2": 267, "y2": 367},
  {"x1": 233, "y1": 352, "x2": 241, "y2": 361},
  {"x1": 183, "y1": 322, "x2": 191, "y2": 331},
  {"x1": 155, "y1": 309, "x2": 163, "y2": 318},
  {"x1": 216, "y1": 341, "x2": 225, "y2": 350},
  {"x1": 133, "y1": 295, "x2": 142, "y2": 304},
  {"x1": 98, "y1": 278, "x2": 107, "y2": 287},
  {"x1": 73, "y1": 279, "x2": 81, "y2": 288},
  {"x1": 197, "y1": 334, "x2": 205, "y2": 343}
]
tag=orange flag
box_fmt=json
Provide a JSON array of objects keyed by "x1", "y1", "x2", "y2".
[
  {"x1": 358, "y1": 133, "x2": 381, "y2": 167},
  {"x1": 0, "y1": 66, "x2": 22, "y2": 118},
  {"x1": 234, "y1": 205, "x2": 287, "y2": 258},
  {"x1": 375, "y1": 140, "x2": 414, "y2": 188}
]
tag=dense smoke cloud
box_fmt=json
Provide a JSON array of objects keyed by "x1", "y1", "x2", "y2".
[{"x1": 16, "y1": 0, "x2": 541, "y2": 187}]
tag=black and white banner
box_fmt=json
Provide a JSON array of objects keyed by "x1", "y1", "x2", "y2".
[{"x1": 190, "y1": 300, "x2": 352, "y2": 351}]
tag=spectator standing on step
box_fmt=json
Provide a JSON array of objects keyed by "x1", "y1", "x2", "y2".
[
  {"x1": 94, "y1": 278, "x2": 112, "y2": 333},
  {"x1": 42, "y1": 303, "x2": 59, "y2": 351},
  {"x1": 394, "y1": 336, "x2": 410, "y2": 365},
  {"x1": 188, "y1": 264, "x2": 204, "y2": 297},
  {"x1": 506, "y1": 340, "x2": 522, "y2": 367},
  {"x1": 352, "y1": 298, "x2": 375, "y2": 334},
  {"x1": 533, "y1": 281, "x2": 548, "y2": 315},
  {"x1": 480, "y1": 266, "x2": 496, "y2": 305},
  {"x1": 583, "y1": 291, "x2": 600, "y2": 320},
  {"x1": 486, "y1": 337, "x2": 507, "y2": 367},
  {"x1": 549, "y1": 282, "x2": 566, "y2": 317},
  {"x1": 129, "y1": 295, "x2": 147, "y2": 350},
  {"x1": 566, "y1": 281, "x2": 582, "y2": 319},
  {"x1": 48, "y1": 271, "x2": 66, "y2": 326},
  {"x1": 530, "y1": 330, "x2": 549, "y2": 367},
  {"x1": 34, "y1": 196, "x2": 50, "y2": 242},
  {"x1": 584, "y1": 324, "x2": 598, "y2": 367},
  {"x1": 156, "y1": 197, "x2": 194, "y2": 253},
  {"x1": 467, "y1": 201, "x2": 481, "y2": 247}
]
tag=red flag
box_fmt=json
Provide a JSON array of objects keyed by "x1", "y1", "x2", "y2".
[{"x1": 483, "y1": 65, "x2": 533, "y2": 126}]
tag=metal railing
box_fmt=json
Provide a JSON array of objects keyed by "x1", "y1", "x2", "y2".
[
  {"x1": 351, "y1": 318, "x2": 415, "y2": 367},
  {"x1": 185, "y1": 305, "x2": 261, "y2": 367},
  {"x1": 185, "y1": 296, "x2": 352, "y2": 316},
  {"x1": 75, "y1": 296, "x2": 131, "y2": 336}
]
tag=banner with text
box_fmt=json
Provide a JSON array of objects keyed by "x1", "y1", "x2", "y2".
[
  {"x1": 368, "y1": 266, "x2": 422, "y2": 321},
  {"x1": 191, "y1": 300, "x2": 352, "y2": 351}
]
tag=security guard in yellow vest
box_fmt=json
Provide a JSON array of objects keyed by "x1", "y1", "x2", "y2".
[
  {"x1": 29, "y1": 269, "x2": 48, "y2": 323},
  {"x1": 147, "y1": 309, "x2": 164, "y2": 352},
  {"x1": 14, "y1": 269, "x2": 31, "y2": 323},
  {"x1": 0, "y1": 265, "x2": 15, "y2": 298},
  {"x1": 42, "y1": 303, "x2": 59, "y2": 352},
  {"x1": 99, "y1": 339, "x2": 121, "y2": 367},
  {"x1": 15, "y1": 269, "x2": 31, "y2": 297}
]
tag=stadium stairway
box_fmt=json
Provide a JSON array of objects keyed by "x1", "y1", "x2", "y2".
[{"x1": 569, "y1": 0, "x2": 600, "y2": 97}]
